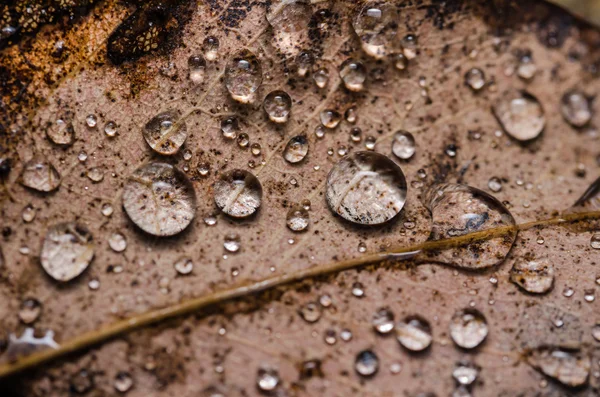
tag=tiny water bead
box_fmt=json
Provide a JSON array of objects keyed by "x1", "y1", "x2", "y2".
[
  {"x1": 21, "y1": 204, "x2": 36, "y2": 223},
  {"x1": 510, "y1": 257, "x2": 554, "y2": 294},
  {"x1": 561, "y1": 90, "x2": 592, "y2": 127},
  {"x1": 143, "y1": 110, "x2": 188, "y2": 155},
  {"x1": 396, "y1": 315, "x2": 432, "y2": 352},
  {"x1": 40, "y1": 222, "x2": 95, "y2": 282},
  {"x1": 320, "y1": 109, "x2": 341, "y2": 129},
  {"x1": 372, "y1": 308, "x2": 395, "y2": 334},
  {"x1": 313, "y1": 67, "x2": 329, "y2": 88},
  {"x1": 85, "y1": 114, "x2": 97, "y2": 128},
  {"x1": 174, "y1": 257, "x2": 194, "y2": 275},
  {"x1": 221, "y1": 116, "x2": 239, "y2": 140},
  {"x1": 20, "y1": 157, "x2": 61, "y2": 192},
  {"x1": 352, "y1": 2, "x2": 400, "y2": 59},
  {"x1": 263, "y1": 90, "x2": 292, "y2": 123},
  {"x1": 526, "y1": 347, "x2": 591, "y2": 388},
  {"x1": 203, "y1": 36, "x2": 219, "y2": 61},
  {"x1": 19, "y1": 298, "x2": 42, "y2": 324},
  {"x1": 345, "y1": 106, "x2": 358, "y2": 123},
  {"x1": 393, "y1": 52, "x2": 408, "y2": 70},
  {"x1": 78, "y1": 151, "x2": 88, "y2": 162},
  {"x1": 449, "y1": 308, "x2": 488, "y2": 349},
  {"x1": 283, "y1": 135, "x2": 309, "y2": 164},
  {"x1": 355, "y1": 350, "x2": 379, "y2": 377},
  {"x1": 47, "y1": 118, "x2": 75, "y2": 146},
  {"x1": 465, "y1": 68, "x2": 485, "y2": 91},
  {"x1": 326, "y1": 151, "x2": 407, "y2": 225},
  {"x1": 324, "y1": 329, "x2": 337, "y2": 345},
  {"x1": 392, "y1": 130, "x2": 416, "y2": 160},
  {"x1": 188, "y1": 54, "x2": 206, "y2": 84},
  {"x1": 223, "y1": 233, "x2": 241, "y2": 253},
  {"x1": 108, "y1": 232, "x2": 127, "y2": 253},
  {"x1": 299, "y1": 301, "x2": 322, "y2": 323},
  {"x1": 214, "y1": 169, "x2": 263, "y2": 218},
  {"x1": 104, "y1": 121, "x2": 117, "y2": 137},
  {"x1": 339, "y1": 59, "x2": 366, "y2": 91},
  {"x1": 295, "y1": 51, "x2": 313, "y2": 77},
  {"x1": 122, "y1": 162, "x2": 196, "y2": 237},
  {"x1": 225, "y1": 49, "x2": 262, "y2": 103},
  {"x1": 266, "y1": 0, "x2": 311, "y2": 58},
  {"x1": 256, "y1": 367, "x2": 280, "y2": 392},
  {"x1": 101, "y1": 203, "x2": 114, "y2": 217},
  {"x1": 487, "y1": 177, "x2": 502, "y2": 192},
  {"x1": 493, "y1": 90, "x2": 545, "y2": 141},
  {"x1": 352, "y1": 282, "x2": 365, "y2": 297},
  {"x1": 286, "y1": 205, "x2": 310, "y2": 232},
  {"x1": 114, "y1": 371, "x2": 134, "y2": 393},
  {"x1": 423, "y1": 183, "x2": 517, "y2": 269}
]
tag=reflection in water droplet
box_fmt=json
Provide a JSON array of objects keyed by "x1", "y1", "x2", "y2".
[
  {"x1": 108, "y1": 232, "x2": 127, "y2": 253},
  {"x1": 453, "y1": 361, "x2": 479, "y2": 386},
  {"x1": 372, "y1": 308, "x2": 395, "y2": 334},
  {"x1": 320, "y1": 109, "x2": 341, "y2": 129},
  {"x1": 225, "y1": 49, "x2": 262, "y2": 103},
  {"x1": 114, "y1": 371, "x2": 134, "y2": 393},
  {"x1": 143, "y1": 110, "x2": 188, "y2": 155},
  {"x1": 188, "y1": 54, "x2": 206, "y2": 84},
  {"x1": 527, "y1": 347, "x2": 590, "y2": 388},
  {"x1": 41, "y1": 222, "x2": 95, "y2": 282},
  {"x1": 21, "y1": 204, "x2": 36, "y2": 223},
  {"x1": 263, "y1": 90, "x2": 292, "y2": 123},
  {"x1": 561, "y1": 90, "x2": 592, "y2": 127},
  {"x1": 313, "y1": 67, "x2": 329, "y2": 88},
  {"x1": 465, "y1": 68, "x2": 485, "y2": 91},
  {"x1": 299, "y1": 301, "x2": 321, "y2": 323},
  {"x1": 423, "y1": 183, "x2": 516, "y2": 269},
  {"x1": 352, "y1": 2, "x2": 399, "y2": 59},
  {"x1": 326, "y1": 151, "x2": 407, "y2": 225},
  {"x1": 174, "y1": 257, "x2": 193, "y2": 275},
  {"x1": 392, "y1": 131, "x2": 416, "y2": 160},
  {"x1": 493, "y1": 90, "x2": 545, "y2": 141},
  {"x1": 266, "y1": 0, "x2": 312, "y2": 58},
  {"x1": 203, "y1": 36, "x2": 219, "y2": 61},
  {"x1": 257, "y1": 367, "x2": 279, "y2": 392},
  {"x1": 283, "y1": 135, "x2": 308, "y2": 164},
  {"x1": 214, "y1": 169, "x2": 262, "y2": 218},
  {"x1": 286, "y1": 205, "x2": 309, "y2": 231},
  {"x1": 19, "y1": 298, "x2": 42, "y2": 324},
  {"x1": 122, "y1": 162, "x2": 196, "y2": 236},
  {"x1": 47, "y1": 118, "x2": 75, "y2": 146},
  {"x1": 449, "y1": 308, "x2": 488, "y2": 349},
  {"x1": 340, "y1": 59, "x2": 366, "y2": 91},
  {"x1": 510, "y1": 257, "x2": 554, "y2": 294},
  {"x1": 20, "y1": 157, "x2": 61, "y2": 192},
  {"x1": 355, "y1": 350, "x2": 379, "y2": 377},
  {"x1": 223, "y1": 233, "x2": 241, "y2": 253},
  {"x1": 396, "y1": 315, "x2": 432, "y2": 352}
]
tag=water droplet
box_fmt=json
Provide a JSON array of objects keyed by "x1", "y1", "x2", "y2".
[
  {"x1": 295, "y1": 50, "x2": 313, "y2": 77},
  {"x1": 266, "y1": 0, "x2": 312, "y2": 58},
  {"x1": 108, "y1": 232, "x2": 127, "y2": 253},
  {"x1": 101, "y1": 203, "x2": 114, "y2": 217},
  {"x1": 517, "y1": 52, "x2": 536, "y2": 80},
  {"x1": 357, "y1": 242, "x2": 367, "y2": 253},
  {"x1": 320, "y1": 109, "x2": 341, "y2": 129},
  {"x1": 257, "y1": 367, "x2": 279, "y2": 392},
  {"x1": 236, "y1": 133, "x2": 250, "y2": 148},
  {"x1": 203, "y1": 36, "x2": 219, "y2": 61},
  {"x1": 339, "y1": 59, "x2": 366, "y2": 91},
  {"x1": 251, "y1": 143, "x2": 262, "y2": 156},
  {"x1": 299, "y1": 301, "x2": 322, "y2": 323},
  {"x1": 323, "y1": 328, "x2": 336, "y2": 345},
  {"x1": 337, "y1": 145, "x2": 348, "y2": 156},
  {"x1": 563, "y1": 287, "x2": 574, "y2": 297},
  {"x1": 286, "y1": 205, "x2": 309, "y2": 232},
  {"x1": 47, "y1": 118, "x2": 75, "y2": 146},
  {"x1": 220, "y1": 116, "x2": 239, "y2": 140},
  {"x1": 527, "y1": 347, "x2": 590, "y2": 387},
  {"x1": 21, "y1": 204, "x2": 36, "y2": 223},
  {"x1": 592, "y1": 324, "x2": 600, "y2": 342},
  {"x1": 352, "y1": 281, "x2": 365, "y2": 297},
  {"x1": 19, "y1": 298, "x2": 41, "y2": 324},
  {"x1": 204, "y1": 216, "x2": 217, "y2": 226},
  {"x1": 225, "y1": 49, "x2": 262, "y2": 103},
  {"x1": 584, "y1": 289, "x2": 595, "y2": 302},
  {"x1": 350, "y1": 127, "x2": 362, "y2": 143},
  {"x1": 143, "y1": 110, "x2": 188, "y2": 155},
  {"x1": 401, "y1": 34, "x2": 418, "y2": 59},
  {"x1": 488, "y1": 177, "x2": 502, "y2": 192},
  {"x1": 352, "y1": 3, "x2": 400, "y2": 59},
  {"x1": 493, "y1": 90, "x2": 545, "y2": 141},
  {"x1": 364, "y1": 136, "x2": 376, "y2": 150},
  {"x1": 214, "y1": 169, "x2": 262, "y2": 218},
  {"x1": 326, "y1": 151, "x2": 407, "y2": 225},
  {"x1": 392, "y1": 131, "x2": 416, "y2": 160},
  {"x1": 445, "y1": 144, "x2": 457, "y2": 157},
  {"x1": 449, "y1": 308, "x2": 488, "y2": 349},
  {"x1": 86, "y1": 167, "x2": 104, "y2": 183},
  {"x1": 340, "y1": 329, "x2": 352, "y2": 341},
  {"x1": 313, "y1": 67, "x2": 329, "y2": 88},
  {"x1": 114, "y1": 371, "x2": 134, "y2": 393},
  {"x1": 345, "y1": 106, "x2": 358, "y2": 123},
  {"x1": 122, "y1": 162, "x2": 196, "y2": 236},
  {"x1": 283, "y1": 135, "x2": 309, "y2": 164},
  {"x1": 591, "y1": 234, "x2": 600, "y2": 249},
  {"x1": 372, "y1": 308, "x2": 395, "y2": 334},
  {"x1": 223, "y1": 233, "x2": 241, "y2": 253},
  {"x1": 78, "y1": 151, "x2": 88, "y2": 162},
  {"x1": 104, "y1": 121, "x2": 117, "y2": 137},
  {"x1": 423, "y1": 183, "x2": 517, "y2": 269},
  {"x1": 453, "y1": 361, "x2": 479, "y2": 386},
  {"x1": 561, "y1": 90, "x2": 592, "y2": 127},
  {"x1": 188, "y1": 54, "x2": 206, "y2": 84},
  {"x1": 263, "y1": 90, "x2": 292, "y2": 123},
  {"x1": 20, "y1": 157, "x2": 61, "y2": 192},
  {"x1": 355, "y1": 350, "x2": 379, "y2": 377},
  {"x1": 41, "y1": 222, "x2": 95, "y2": 282},
  {"x1": 318, "y1": 294, "x2": 332, "y2": 308},
  {"x1": 396, "y1": 315, "x2": 432, "y2": 352},
  {"x1": 70, "y1": 369, "x2": 93, "y2": 394},
  {"x1": 393, "y1": 52, "x2": 408, "y2": 70},
  {"x1": 510, "y1": 257, "x2": 554, "y2": 294},
  {"x1": 85, "y1": 114, "x2": 97, "y2": 128},
  {"x1": 88, "y1": 279, "x2": 100, "y2": 290},
  {"x1": 465, "y1": 68, "x2": 485, "y2": 91}
]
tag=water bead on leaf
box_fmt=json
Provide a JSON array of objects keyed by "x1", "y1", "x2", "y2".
[
  {"x1": 526, "y1": 347, "x2": 591, "y2": 388},
  {"x1": 142, "y1": 110, "x2": 188, "y2": 155},
  {"x1": 320, "y1": 109, "x2": 341, "y2": 129},
  {"x1": 355, "y1": 350, "x2": 379, "y2": 377},
  {"x1": 510, "y1": 257, "x2": 554, "y2": 294},
  {"x1": 352, "y1": 2, "x2": 400, "y2": 59},
  {"x1": 221, "y1": 116, "x2": 239, "y2": 140},
  {"x1": 286, "y1": 205, "x2": 309, "y2": 231},
  {"x1": 283, "y1": 135, "x2": 309, "y2": 163},
  {"x1": 188, "y1": 54, "x2": 206, "y2": 84},
  {"x1": 464, "y1": 68, "x2": 485, "y2": 91},
  {"x1": 313, "y1": 67, "x2": 329, "y2": 88},
  {"x1": 20, "y1": 157, "x2": 61, "y2": 192},
  {"x1": 203, "y1": 36, "x2": 219, "y2": 61},
  {"x1": 561, "y1": 90, "x2": 592, "y2": 127},
  {"x1": 40, "y1": 222, "x2": 95, "y2": 282},
  {"x1": 493, "y1": 90, "x2": 545, "y2": 141},
  {"x1": 47, "y1": 117, "x2": 75, "y2": 146},
  {"x1": 214, "y1": 169, "x2": 263, "y2": 218},
  {"x1": 396, "y1": 315, "x2": 432, "y2": 352},
  {"x1": 266, "y1": 0, "x2": 312, "y2": 58},
  {"x1": 339, "y1": 59, "x2": 366, "y2": 92},
  {"x1": 392, "y1": 130, "x2": 416, "y2": 160},
  {"x1": 449, "y1": 308, "x2": 488, "y2": 349},
  {"x1": 225, "y1": 49, "x2": 262, "y2": 103},
  {"x1": 263, "y1": 90, "x2": 292, "y2": 123}
]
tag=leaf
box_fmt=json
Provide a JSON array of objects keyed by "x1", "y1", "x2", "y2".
[{"x1": 0, "y1": 0, "x2": 600, "y2": 396}]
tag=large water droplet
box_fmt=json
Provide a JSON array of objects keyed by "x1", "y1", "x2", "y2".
[
  {"x1": 225, "y1": 49, "x2": 262, "y2": 103},
  {"x1": 392, "y1": 131, "x2": 416, "y2": 160},
  {"x1": 266, "y1": 0, "x2": 312, "y2": 58},
  {"x1": 561, "y1": 90, "x2": 592, "y2": 127},
  {"x1": 423, "y1": 183, "x2": 516, "y2": 269},
  {"x1": 286, "y1": 205, "x2": 309, "y2": 231},
  {"x1": 449, "y1": 308, "x2": 488, "y2": 349},
  {"x1": 493, "y1": 90, "x2": 545, "y2": 141},
  {"x1": 20, "y1": 157, "x2": 61, "y2": 192},
  {"x1": 326, "y1": 151, "x2": 407, "y2": 225},
  {"x1": 40, "y1": 222, "x2": 95, "y2": 282},
  {"x1": 47, "y1": 118, "x2": 75, "y2": 146},
  {"x1": 396, "y1": 315, "x2": 432, "y2": 352},
  {"x1": 352, "y1": 2, "x2": 400, "y2": 59},
  {"x1": 122, "y1": 162, "x2": 196, "y2": 236},
  {"x1": 355, "y1": 350, "x2": 379, "y2": 377},
  {"x1": 526, "y1": 347, "x2": 590, "y2": 388},
  {"x1": 263, "y1": 90, "x2": 292, "y2": 123},
  {"x1": 214, "y1": 169, "x2": 262, "y2": 218},
  {"x1": 283, "y1": 135, "x2": 309, "y2": 164},
  {"x1": 257, "y1": 367, "x2": 280, "y2": 392},
  {"x1": 510, "y1": 257, "x2": 554, "y2": 294},
  {"x1": 339, "y1": 59, "x2": 366, "y2": 92},
  {"x1": 142, "y1": 110, "x2": 188, "y2": 155}
]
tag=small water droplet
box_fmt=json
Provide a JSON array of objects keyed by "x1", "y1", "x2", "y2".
[
  {"x1": 392, "y1": 131, "x2": 416, "y2": 160},
  {"x1": 114, "y1": 371, "x2": 133, "y2": 393},
  {"x1": 283, "y1": 135, "x2": 308, "y2": 164},
  {"x1": 340, "y1": 59, "x2": 366, "y2": 91},
  {"x1": 449, "y1": 308, "x2": 488, "y2": 349},
  {"x1": 225, "y1": 49, "x2": 262, "y2": 103},
  {"x1": 251, "y1": 143, "x2": 262, "y2": 156},
  {"x1": 337, "y1": 145, "x2": 348, "y2": 156},
  {"x1": 21, "y1": 204, "x2": 36, "y2": 223},
  {"x1": 19, "y1": 298, "x2": 41, "y2": 324},
  {"x1": 295, "y1": 50, "x2": 313, "y2": 77},
  {"x1": 372, "y1": 308, "x2": 395, "y2": 334},
  {"x1": 592, "y1": 324, "x2": 600, "y2": 342},
  {"x1": 223, "y1": 233, "x2": 241, "y2": 253},
  {"x1": 143, "y1": 111, "x2": 188, "y2": 155},
  {"x1": 85, "y1": 114, "x2": 97, "y2": 128},
  {"x1": 364, "y1": 136, "x2": 376, "y2": 150},
  {"x1": 108, "y1": 232, "x2": 127, "y2": 253},
  {"x1": 393, "y1": 52, "x2": 408, "y2": 70},
  {"x1": 188, "y1": 54, "x2": 206, "y2": 84},
  {"x1": 488, "y1": 177, "x2": 502, "y2": 192},
  {"x1": 493, "y1": 90, "x2": 545, "y2": 141},
  {"x1": 47, "y1": 118, "x2": 75, "y2": 146},
  {"x1": 320, "y1": 109, "x2": 341, "y2": 129},
  {"x1": 237, "y1": 133, "x2": 249, "y2": 148},
  {"x1": 358, "y1": 242, "x2": 367, "y2": 253},
  {"x1": 299, "y1": 301, "x2": 322, "y2": 323},
  {"x1": 203, "y1": 36, "x2": 219, "y2": 61},
  {"x1": 517, "y1": 52, "x2": 536, "y2": 80},
  {"x1": 396, "y1": 315, "x2": 432, "y2": 352},
  {"x1": 561, "y1": 90, "x2": 592, "y2": 127},
  {"x1": 257, "y1": 367, "x2": 279, "y2": 392},
  {"x1": 104, "y1": 121, "x2": 117, "y2": 137},
  {"x1": 41, "y1": 222, "x2": 95, "y2": 282},
  {"x1": 88, "y1": 279, "x2": 100, "y2": 290},
  {"x1": 351, "y1": 281, "x2": 365, "y2": 297},
  {"x1": 318, "y1": 294, "x2": 332, "y2": 308},
  {"x1": 563, "y1": 286, "x2": 574, "y2": 297},
  {"x1": 286, "y1": 205, "x2": 309, "y2": 232},
  {"x1": 78, "y1": 151, "x2": 88, "y2": 162},
  {"x1": 510, "y1": 257, "x2": 554, "y2": 294},
  {"x1": 445, "y1": 144, "x2": 458, "y2": 157},
  {"x1": 584, "y1": 289, "x2": 595, "y2": 302},
  {"x1": 204, "y1": 216, "x2": 217, "y2": 226},
  {"x1": 20, "y1": 157, "x2": 61, "y2": 192},
  {"x1": 101, "y1": 203, "x2": 114, "y2": 217},
  {"x1": 340, "y1": 328, "x2": 353, "y2": 341},
  {"x1": 350, "y1": 127, "x2": 362, "y2": 142},
  {"x1": 453, "y1": 361, "x2": 480, "y2": 386},
  {"x1": 465, "y1": 68, "x2": 485, "y2": 91},
  {"x1": 214, "y1": 169, "x2": 262, "y2": 218},
  {"x1": 591, "y1": 234, "x2": 600, "y2": 249},
  {"x1": 355, "y1": 350, "x2": 379, "y2": 377},
  {"x1": 86, "y1": 167, "x2": 104, "y2": 183},
  {"x1": 401, "y1": 34, "x2": 418, "y2": 59},
  {"x1": 313, "y1": 67, "x2": 329, "y2": 88}
]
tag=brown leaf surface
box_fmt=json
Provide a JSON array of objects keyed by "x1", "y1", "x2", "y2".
[{"x1": 1, "y1": 0, "x2": 600, "y2": 396}]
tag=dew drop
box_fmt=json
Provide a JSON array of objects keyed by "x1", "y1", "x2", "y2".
[
  {"x1": 299, "y1": 301, "x2": 321, "y2": 323},
  {"x1": 561, "y1": 90, "x2": 592, "y2": 127},
  {"x1": 47, "y1": 118, "x2": 75, "y2": 146},
  {"x1": 591, "y1": 234, "x2": 600, "y2": 249},
  {"x1": 85, "y1": 114, "x2": 97, "y2": 128},
  {"x1": 350, "y1": 127, "x2": 362, "y2": 143},
  {"x1": 188, "y1": 54, "x2": 206, "y2": 84},
  {"x1": 223, "y1": 233, "x2": 241, "y2": 253},
  {"x1": 236, "y1": 133, "x2": 250, "y2": 148},
  {"x1": 315, "y1": 125, "x2": 325, "y2": 139},
  {"x1": 449, "y1": 308, "x2": 488, "y2": 349},
  {"x1": 401, "y1": 34, "x2": 418, "y2": 59},
  {"x1": 396, "y1": 315, "x2": 432, "y2": 352},
  {"x1": 108, "y1": 232, "x2": 127, "y2": 253},
  {"x1": 372, "y1": 308, "x2": 395, "y2": 334},
  {"x1": 41, "y1": 222, "x2": 95, "y2": 282},
  {"x1": 364, "y1": 136, "x2": 376, "y2": 150},
  {"x1": 526, "y1": 347, "x2": 590, "y2": 388},
  {"x1": 453, "y1": 361, "x2": 479, "y2": 386},
  {"x1": 114, "y1": 371, "x2": 133, "y2": 393},
  {"x1": 318, "y1": 294, "x2": 332, "y2": 308},
  {"x1": 203, "y1": 36, "x2": 219, "y2": 61},
  {"x1": 320, "y1": 109, "x2": 341, "y2": 129},
  {"x1": 326, "y1": 151, "x2": 407, "y2": 225},
  {"x1": 204, "y1": 216, "x2": 217, "y2": 226},
  {"x1": 286, "y1": 205, "x2": 309, "y2": 232},
  {"x1": 101, "y1": 203, "x2": 114, "y2": 217},
  {"x1": 345, "y1": 106, "x2": 358, "y2": 123},
  {"x1": 263, "y1": 90, "x2": 292, "y2": 123},
  {"x1": 86, "y1": 167, "x2": 104, "y2": 183},
  {"x1": 340, "y1": 59, "x2": 366, "y2": 92},
  {"x1": 493, "y1": 90, "x2": 545, "y2": 141},
  {"x1": 465, "y1": 68, "x2": 485, "y2": 91},
  {"x1": 214, "y1": 169, "x2": 262, "y2": 218},
  {"x1": 251, "y1": 143, "x2": 262, "y2": 156},
  {"x1": 355, "y1": 350, "x2": 379, "y2": 377},
  {"x1": 352, "y1": 2, "x2": 400, "y2": 59},
  {"x1": 283, "y1": 135, "x2": 309, "y2": 164},
  {"x1": 295, "y1": 50, "x2": 313, "y2": 77},
  {"x1": 313, "y1": 67, "x2": 329, "y2": 88},
  {"x1": 584, "y1": 289, "x2": 595, "y2": 302},
  {"x1": 510, "y1": 257, "x2": 554, "y2": 294},
  {"x1": 517, "y1": 52, "x2": 536, "y2": 80},
  {"x1": 225, "y1": 49, "x2": 262, "y2": 103},
  {"x1": 340, "y1": 329, "x2": 353, "y2": 341},
  {"x1": 392, "y1": 131, "x2": 416, "y2": 160},
  {"x1": 20, "y1": 157, "x2": 61, "y2": 192},
  {"x1": 351, "y1": 281, "x2": 365, "y2": 297},
  {"x1": 122, "y1": 162, "x2": 196, "y2": 236},
  {"x1": 143, "y1": 110, "x2": 188, "y2": 155},
  {"x1": 221, "y1": 116, "x2": 239, "y2": 140},
  {"x1": 256, "y1": 367, "x2": 279, "y2": 392},
  {"x1": 563, "y1": 287, "x2": 574, "y2": 297},
  {"x1": 21, "y1": 204, "x2": 36, "y2": 223},
  {"x1": 19, "y1": 298, "x2": 41, "y2": 324},
  {"x1": 78, "y1": 151, "x2": 88, "y2": 162},
  {"x1": 358, "y1": 242, "x2": 367, "y2": 253},
  {"x1": 487, "y1": 177, "x2": 502, "y2": 192}
]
